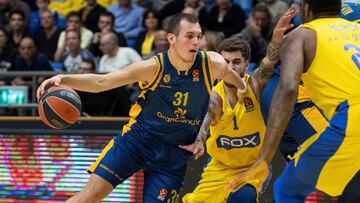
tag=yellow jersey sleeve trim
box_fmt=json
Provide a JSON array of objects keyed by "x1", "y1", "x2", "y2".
[
  {"x1": 139, "y1": 53, "x2": 163, "y2": 90},
  {"x1": 206, "y1": 51, "x2": 214, "y2": 88},
  {"x1": 201, "y1": 51, "x2": 212, "y2": 94},
  {"x1": 150, "y1": 53, "x2": 165, "y2": 91}
]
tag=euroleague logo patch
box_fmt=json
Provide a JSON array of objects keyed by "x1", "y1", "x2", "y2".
[
  {"x1": 157, "y1": 189, "x2": 168, "y2": 201},
  {"x1": 243, "y1": 97, "x2": 255, "y2": 112},
  {"x1": 192, "y1": 69, "x2": 199, "y2": 82},
  {"x1": 163, "y1": 74, "x2": 171, "y2": 83}
]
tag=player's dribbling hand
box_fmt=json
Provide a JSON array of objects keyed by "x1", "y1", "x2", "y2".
[
  {"x1": 225, "y1": 159, "x2": 269, "y2": 192},
  {"x1": 37, "y1": 75, "x2": 63, "y2": 102},
  {"x1": 179, "y1": 140, "x2": 205, "y2": 160}
]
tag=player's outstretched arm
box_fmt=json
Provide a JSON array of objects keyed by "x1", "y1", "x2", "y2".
[
  {"x1": 252, "y1": 7, "x2": 297, "y2": 91},
  {"x1": 209, "y1": 51, "x2": 247, "y2": 97},
  {"x1": 37, "y1": 58, "x2": 158, "y2": 101},
  {"x1": 179, "y1": 91, "x2": 222, "y2": 159},
  {"x1": 225, "y1": 28, "x2": 307, "y2": 192}
]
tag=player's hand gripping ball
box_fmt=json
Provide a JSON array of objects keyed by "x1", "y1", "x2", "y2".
[{"x1": 38, "y1": 85, "x2": 82, "y2": 129}]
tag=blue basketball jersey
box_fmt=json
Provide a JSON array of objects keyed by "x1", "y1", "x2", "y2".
[{"x1": 122, "y1": 50, "x2": 214, "y2": 145}]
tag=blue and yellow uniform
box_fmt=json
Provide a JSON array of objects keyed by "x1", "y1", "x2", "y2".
[
  {"x1": 183, "y1": 76, "x2": 267, "y2": 203},
  {"x1": 341, "y1": 1, "x2": 360, "y2": 22},
  {"x1": 274, "y1": 18, "x2": 360, "y2": 201},
  {"x1": 88, "y1": 50, "x2": 214, "y2": 202},
  {"x1": 261, "y1": 67, "x2": 328, "y2": 159}
]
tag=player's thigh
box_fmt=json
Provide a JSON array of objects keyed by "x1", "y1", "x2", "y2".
[{"x1": 89, "y1": 138, "x2": 143, "y2": 188}]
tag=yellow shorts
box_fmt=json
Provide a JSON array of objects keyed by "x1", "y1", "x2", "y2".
[
  {"x1": 182, "y1": 159, "x2": 259, "y2": 203},
  {"x1": 294, "y1": 102, "x2": 360, "y2": 196}
]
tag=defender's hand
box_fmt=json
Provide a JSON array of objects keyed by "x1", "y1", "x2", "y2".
[
  {"x1": 225, "y1": 159, "x2": 269, "y2": 192},
  {"x1": 37, "y1": 75, "x2": 63, "y2": 101},
  {"x1": 271, "y1": 7, "x2": 298, "y2": 44},
  {"x1": 179, "y1": 141, "x2": 205, "y2": 160}
]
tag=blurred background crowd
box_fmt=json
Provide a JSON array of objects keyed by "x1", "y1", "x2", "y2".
[{"x1": 0, "y1": 0, "x2": 302, "y2": 116}]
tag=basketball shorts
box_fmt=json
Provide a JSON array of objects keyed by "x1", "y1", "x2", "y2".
[
  {"x1": 88, "y1": 125, "x2": 192, "y2": 202},
  {"x1": 183, "y1": 158, "x2": 270, "y2": 203},
  {"x1": 280, "y1": 101, "x2": 360, "y2": 197}
]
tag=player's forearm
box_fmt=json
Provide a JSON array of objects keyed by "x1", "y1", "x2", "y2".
[
  {"x1": 57, "y1": 74, "x2": 108, "y2": 93},
  {"x1": 222, "y1": 68, "x2": 247, "y2": 93},
  {"x1": 197, "y1": 113, "x2": 212, "y2": 144},
  {"x1": 263, "y1": 41, "x2": 281, "y2": 68},
  {"x1": 260, "y1": 84, "x2": 298, "y2": 164}
]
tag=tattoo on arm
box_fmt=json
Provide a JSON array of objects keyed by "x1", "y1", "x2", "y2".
[
  {"x1": 196, "y1": 93, "x2": 219, "y2": 143},
  {"x1": 253, "y1": 41, "x2": 281, "y2": 86},
  {"x1": 267, "y1": 41, "x2": 281, "y2": 61}
]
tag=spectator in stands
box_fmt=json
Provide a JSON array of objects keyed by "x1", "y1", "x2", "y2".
[
  {"x1": 199, "y1": 0, "x2": 246, "y2": 38},
  {"x1": 11, "y1": 36, "x2": 52, "y2": 86},
  {"x1": 161, "y1": 0, "x2": 204, "y2": 28},
  {"x1": 261, "y1": 0, "x2": 288, "y2": 25},
  {"x1": 142, "y1": 29, "x2": 169, "y2": 59},
  {"x1": 97, "y1": 0, "x2": 118, "y2": 8},
  {"x1": 239, "y1": 3, "x2": 273, "y2": 65},
  {"x1": 199, "y1": 30, "x2": 223, "y2": 51},
  {"x1": 79, "y1": 58, "x2": 96, "y2": 74},
  {"x1": 134, "y1": 9, "x2": 161, "y2": 57},
  {"x1": 54, "y1": 12, "x2": 93, "y2": 61},
  {"x1": 48, "y1": 0, "x2": 86, "y2": 29},
  {"x1": 79, "y1": 0, "x2": 106, "y2": 33},
  {"x1": 233, "y1": 0, "x2": 253, "y2": 18},
  {"x1": 59, "y1": 29, "x2": 95, "y2": 73},
  {"x1": 0, "y1": 0, "x2": 30, "y2": 28},
  {"x1": 36, "y1": 9, "x2": 62, "y2": 61},
  {"x1": 0, "y1": 27, "x2": 17, "y2": 85},
  {"x1": 29, "y1": 0, "x2": 54, "y2": 35},
  {"x1": 107, "y1": 0, "x2": 145, "y2": 40},
  {"x1": 98, "y1": 32, "x2": 141, "y2": 73},
  {"x1": 8, "y1": 10, "x2": 29, "y2": 48},
  {"x1": 159, "y1": 0, "x2": 203, "y2": 20},
  {"x1": 89, "y1": 11, "x2": 127, "y2": 58}
]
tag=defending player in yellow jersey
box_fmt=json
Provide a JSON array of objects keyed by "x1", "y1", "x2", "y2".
[
  {"x1": 227, "y1": 0, "x2": 360, "y2": 202},
  {"x1": 181, "y1": 9, "x2": 298, "y2": 203}
]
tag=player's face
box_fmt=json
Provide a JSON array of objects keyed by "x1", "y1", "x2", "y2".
[
  {"x1": 169, "y1": 20, "x2": 202, "y2": 63},
  {"x1": 221, "y1": 50, "x2": 248, "y2": 78}
]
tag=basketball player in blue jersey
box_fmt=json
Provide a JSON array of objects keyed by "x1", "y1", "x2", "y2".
[
  {"x1": 226, "y1": 0, "x2": 360, "y2": 202},
  {"x1": 36, "y1": 14, "x2": 247, "y2": 203},
  {"x1": 180, "y1": 8, "x2": 298, "y2": 203},
  {"x1": 341, "y1": 0, "x2": 360, "y2": 23}
]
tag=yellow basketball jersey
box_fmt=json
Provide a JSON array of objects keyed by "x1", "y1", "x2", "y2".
[
  {"x1": 207, "y1": 75, "x2": 266, "y2": 168},
  {"x1": 302, "y1": 18, "x2": 360, "y2": 119}
]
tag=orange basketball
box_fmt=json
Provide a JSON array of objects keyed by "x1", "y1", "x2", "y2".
[{"x1": 38, "y1": 85, "x2": 82, "y2": 129}]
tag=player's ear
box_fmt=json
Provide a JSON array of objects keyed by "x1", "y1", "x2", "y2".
[{"x1": 167, "y1": 33, "x2": 175, "y2": 45}]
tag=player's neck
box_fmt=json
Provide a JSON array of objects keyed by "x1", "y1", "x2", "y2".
[
  {"x1": 224, "y1": 82, "x2": 238, "y2": 107},
  {"x1": 168, "y1": 48, "x2": 194, "y2": 71}
]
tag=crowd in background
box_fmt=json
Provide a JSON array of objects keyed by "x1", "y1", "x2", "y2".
[{"x1": 0, "y1": 0, "x2": 301, "y2": 116}]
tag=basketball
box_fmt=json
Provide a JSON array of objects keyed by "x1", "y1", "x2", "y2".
[{"x1": 38, "y1": 85, "x2": 82, "y2": 129}]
